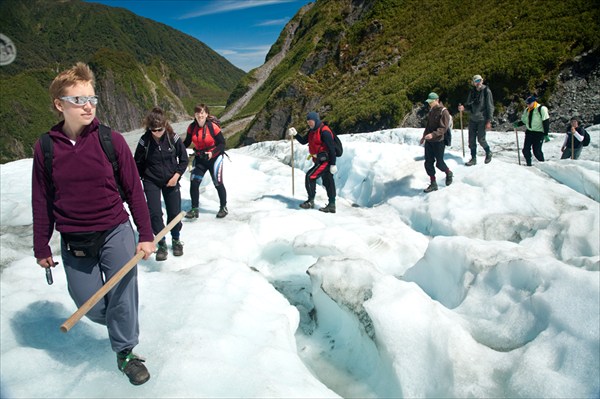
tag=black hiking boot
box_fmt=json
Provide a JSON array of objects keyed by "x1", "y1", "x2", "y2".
[
  {"x1": 424, "y1": 181, "x2": 438, "y2": 193},
  {"x1": 117, "y1": 349, "x2": 150, "y2": 386},
  {"x1": 155, "y1": 241, "x2": 167, "y2": 261},
  {"x1": 445, "y1": 171, "x2": 453, "y2": 186},
  {"x1": 465, "y1": 158, "x2": 477, "y2": 166},
  {"x1": 185, "y1": 208, "x2": 199, "y2": 219},
  {"x1": 299, "y1": 200, "x2": 314, "y2": 209},
  {"x1": 216, "y1": 206, "x2": 228, "y2": 218},
  {"x1": 319, "y1": 203, "x2": 336, "y2": 213},
  {"x1": 172, "y1": 239, "x2": 183, "y2": 257},
  {"x1": 485, "y1": 151, "x2": 492, "y2": 164}
]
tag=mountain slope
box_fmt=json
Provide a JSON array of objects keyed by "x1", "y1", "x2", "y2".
[
  {"x1": 229, "y1": 0, "x2": 599, "y2": 145},
  {"x1": 0, "y1": 0, "x2": 245, "y2": 163}
]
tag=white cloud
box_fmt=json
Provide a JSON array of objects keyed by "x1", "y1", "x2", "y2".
[
  {"x1": 179, "y1": 0, "x2": 295, "y2": 20},
  {"x1": 254, "y1": 17, "x2": 290, "y2": 27}
]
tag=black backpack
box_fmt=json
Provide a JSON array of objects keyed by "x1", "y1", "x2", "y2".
[
  {"x1": 40, "y1": 124, "x2": 125, "y2": 200},
  {"x1": 441, "y1": 107, "x2": 453, "y2": 146},
  {"x1": 582, "y1": 130, "x2": 591, "y2": 147},
  {"x1": 321, "y1": 124, "x2": 343, "y2": 157}
]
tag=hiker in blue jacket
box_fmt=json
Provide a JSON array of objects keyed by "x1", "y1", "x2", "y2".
[{"x1": 134, "y1": 107, "x2": 188, "y2": 261}]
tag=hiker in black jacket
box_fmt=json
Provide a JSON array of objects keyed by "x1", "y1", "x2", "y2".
[
  {"x1": 134, "y1": 107, "x2": 188, "y2": 261},
  {"x1": 561, "y1": 118, "x2": 587, "y2": 160},
  {"x1": 458, "y1": 74, "x2": 494, "y2": 166}
]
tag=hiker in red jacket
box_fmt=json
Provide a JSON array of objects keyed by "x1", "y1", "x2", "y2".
[
  {"x1": 183, "y1": 104, "x2": 228, "y2": 219},
  {"x1": 288, "y1": 111, "x2": 337, "y2": 213},
  {"x1": 31, "y1": 62, "x2": 154, "y2": 386}
]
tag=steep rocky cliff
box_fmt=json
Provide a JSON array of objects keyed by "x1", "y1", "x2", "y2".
[{"x1": 227, "y1": 0, "x2": 599, "y2": 145}]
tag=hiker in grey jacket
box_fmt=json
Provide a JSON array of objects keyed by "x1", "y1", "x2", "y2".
[{"x1": 458, "y1": 74, "x2": 494, "y2": 165}]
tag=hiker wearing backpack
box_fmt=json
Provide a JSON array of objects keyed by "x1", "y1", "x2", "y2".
[
  {"x1": 420, "y1": 92, "x2": 454, "y2": 193},
  {"x1": 134, "y1": 107, "x2": 188, "y2": 261},
  {"x1": 31, "y1": 62, "x2": 154, "y2": 386},
  {"x1": 287, "y1": 111, "x2": 338, "y2": 213},
  {"x1": 458, "y1": 74, "x2": 494, "y2": 166},
  {"x1": 513, "y1": 95, "x2": 550, "y2": 166},
  {"x1": 560, "y1": 117, "x2": 589, "y2": 160},
  {"x1": 183, "y1": 104, "x2": 228, "y2": 219}
]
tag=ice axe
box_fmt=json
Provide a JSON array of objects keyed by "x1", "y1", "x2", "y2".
[{"x1": 60, "y1": 211, "x2": 185, "y2": 333}]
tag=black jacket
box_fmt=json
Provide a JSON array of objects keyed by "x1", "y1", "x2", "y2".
[{"x1": 134, "y1": 131, "x2": 189, "y2": 186}]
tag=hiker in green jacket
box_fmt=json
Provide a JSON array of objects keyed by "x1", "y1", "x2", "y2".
[{"x1": 513, "y1": 95, "x2": 550, "y2": 166}]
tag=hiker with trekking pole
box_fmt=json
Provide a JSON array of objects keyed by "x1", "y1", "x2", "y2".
[
  {"x1": 560, "y1": 117, "x2": 589, "y2": 160},
  {"x1": 288, "y1": 111, "x2": 339, "y2": 213},
  {"x1": 458, "y1": 74, "x2": 494, "y2": 166},
  {"x1": 32, "y1": 62, "x2": 155, "y2": 386},
  {"x1": 513, "y1": 95, "x2": 550, "y2": 166}
]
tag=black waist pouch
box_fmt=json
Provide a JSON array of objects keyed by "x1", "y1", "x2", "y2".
[{"x1": 62, "y1": 230, "x2": 110, "y2": 258}]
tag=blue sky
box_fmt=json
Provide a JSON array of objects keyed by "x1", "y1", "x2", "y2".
[{"x1": 85, "y1": 0, "x2": 312, "y2": 72}]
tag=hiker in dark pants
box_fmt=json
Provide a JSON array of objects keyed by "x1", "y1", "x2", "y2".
[
  {"x1": 420, "y1": 92, "x2": 454, "y2": 193},
  {"x1": 288, "y1": 111, "x2": 337, "y2": 213},
  {"x1": 513, "y1": 95, "x2": 550, "y2": 166},
  {"x1": 31, "y1": 62, "x2": 154, "y2": 386},
  {"x1": 560, "y1": 117, "x2": 587, "y2": 160},
  {"x1": 183, "y1": 104, "x2": 228, "y2": 219},
  {"x1": 134, "y1": 107, "x2": 188, "y2": 261},
  {"x1": 458, "y1": 74, "x2": 494, "y2": 166}
]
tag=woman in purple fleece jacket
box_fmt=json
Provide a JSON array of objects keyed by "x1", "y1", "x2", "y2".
[{"x1": 31, "y1": 62, "x2": 154, "y2": 386}]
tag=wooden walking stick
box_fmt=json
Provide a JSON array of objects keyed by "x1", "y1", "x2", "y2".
[
  {"x1": 515, "y1": 128, "x2": 521, "y2": 165},
  {"x1": 291, "y1": 134, "x2": 295, "y2": 196},
  {"x1": 60, "y1": 211, "x2": 186, "y2": 333},
  {"x1": 571, "y1": 128, "x2": 575, "y2": 160},
  {"x1": 460, "y1": 110, "x2": 465, "y2": 158}
]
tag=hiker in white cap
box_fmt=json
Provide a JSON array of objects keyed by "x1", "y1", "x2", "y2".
[{"x1": 458, "y1": 74, "x2": 494, "y2": 166}]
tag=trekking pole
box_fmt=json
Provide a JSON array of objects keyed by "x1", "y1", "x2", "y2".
[
  {"x1": 514, "y1": 128, "x2": 521, "y2": 165},
  {"x1": 60, "y1": 211, "x2": 186, "y2": 333},
  {"x1": 460, "y1": 110, "x2": 465, "y2": 158},
  {"x1": 291, "y1": 135, "x2": 295, "y2": 196},
  {"x1": 571, "y1": 129, "x2": 575, "y2": 160}
]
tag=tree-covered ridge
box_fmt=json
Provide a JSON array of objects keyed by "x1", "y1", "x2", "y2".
[
  {"x1": 0, "y1": 0, "x2": 245, "y2": 163},
  {"x1": 233, "y1": 0, "x2": 599, "y2": 141}
]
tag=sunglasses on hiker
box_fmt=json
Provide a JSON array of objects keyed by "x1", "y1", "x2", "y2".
[
  {"x1": 151, "y1": 127, "x2": 165, "y2": 132},
  {"x1": 60, "y1": 95, "x2": 99, "y2": 106}
]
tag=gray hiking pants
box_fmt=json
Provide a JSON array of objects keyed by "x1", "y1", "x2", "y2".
[
  {"x1": 61, "y1": 221, "x2": 139, "y2": 353},
  {"x1": 468, "y1": 119, "x2": 490, "y2": 157}
]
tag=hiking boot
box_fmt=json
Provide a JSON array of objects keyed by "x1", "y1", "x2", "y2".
[
  {"x1": 424, "y1": 181, "x2": 438, "y2": 193},
  {"x1": 445, "y1": 171, "x2": 453, "y2": 186},
  {"x1": 485, "y1": 151, "x2": 492, "y2": 164},
  {"x1": 216, "y1": 206, "x2": 228, "y2": 219},
  {"x1": 319, "y1": 203, "x2": 336, "y2": 213},
  {"x1": 299, "y1": 200, "x2": 314, "y2": 209},
  {"x1": 465, "y1": 158, "x2": 477, "y2": 166},
  {"x1": 117, "y1": 349, "x2": 150, "y2": 386},
  {"x1": 172, "y1": 239, "x2": 183, "y2": 257},
  {"x1": 155, "y1": 241, "x2": 167, "y2": 261},
  {"x1": 185, "y1": 208, "x2": 199, "y2": 219}
]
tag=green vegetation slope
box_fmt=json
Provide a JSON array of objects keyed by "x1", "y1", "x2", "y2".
[
  {"x1": 0, "y1": 0, "x2": 244, "y2": 163},
  {"x1": 233, "y1": 0, "x2": 599, "y2": 143}
]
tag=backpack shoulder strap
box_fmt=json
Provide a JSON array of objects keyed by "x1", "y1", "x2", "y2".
[
  {"x1": 40, "y1": 133, "x2": 54, "y2": 192},
  {"x1": 98, "y1": 124, "x2": 118, "y2": 173},
  {"x1": 40, "y1": 133, "x2": 53, "y2": 176},
  {"x1": 206, "y1": 121, "x2": 216, "y2": 139},
  {"x1": 98, "y1": 124, "x2": 125, "y2": 199}
]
